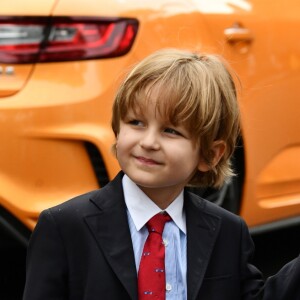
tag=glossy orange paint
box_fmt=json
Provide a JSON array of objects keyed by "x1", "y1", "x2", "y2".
[{"x1": 0, "y1": 0, "x2": 299, "y2": 234}]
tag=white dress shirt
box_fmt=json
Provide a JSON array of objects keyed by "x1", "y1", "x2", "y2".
[{"x1": 122, "y1": 175, "x2": 187, "y2": 299}]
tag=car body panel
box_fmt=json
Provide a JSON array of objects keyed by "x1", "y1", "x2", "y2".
[
  {"x1": 0, "y1": 0, "x2": 299, "y2": 231},
  {"x1": 0, "y1": 0, "x2": 56, "y2": 15}
]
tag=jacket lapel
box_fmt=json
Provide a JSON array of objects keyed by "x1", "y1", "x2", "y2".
[
  {"x1": 84, "y1": 172, "x2": 138, "y2": 300},
  {"x1": 185, "y1": 191, "x2": 222, "y2": 300}
]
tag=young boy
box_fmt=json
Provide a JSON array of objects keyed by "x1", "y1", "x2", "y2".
[{"x1": 23, "y1": 49, "x2": 264, "y2": 300}]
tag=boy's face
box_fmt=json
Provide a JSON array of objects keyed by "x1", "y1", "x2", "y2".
[{"x1": 115, "y1": 97, "x2": 207, "y2": 206}]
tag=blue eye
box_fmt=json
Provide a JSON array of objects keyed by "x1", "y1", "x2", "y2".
[
  {"x1": 164, "y1": 128, "x2": 181, "y2": 136},
  {"x1": 129, "y1": 120, "x2": 143, "y2": 126}
]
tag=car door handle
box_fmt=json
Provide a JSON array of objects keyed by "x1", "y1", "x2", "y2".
[{"x1": 224, "y1": 24, "x2": 253, "y2": 43}]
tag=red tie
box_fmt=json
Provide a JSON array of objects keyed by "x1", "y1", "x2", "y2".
[{"x1": 138, "y1": 213, "x2": 172, "y2": 299}]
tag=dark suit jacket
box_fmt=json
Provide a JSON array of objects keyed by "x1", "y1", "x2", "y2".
[
  {"x1": 23, "y1": 172, "x2": 263, "y2": 300},
  {"x1": 264, "y1": 254, "x2": 300, "y2": 300}
]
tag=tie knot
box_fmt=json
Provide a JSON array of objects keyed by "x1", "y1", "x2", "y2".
[{"x1": 146, "y1": 212, "x2": 171, "y2": 234}]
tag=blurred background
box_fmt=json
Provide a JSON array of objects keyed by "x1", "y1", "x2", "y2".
[{"x1": 0, "y1": 0, "x2": 299, "y2": 299}]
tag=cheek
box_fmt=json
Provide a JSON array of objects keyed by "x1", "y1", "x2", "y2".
[
  {"x1": 116, "y1": 128, "x2": 133, "y2": 152},
  {"x1": 169, "y1": 142, "x2": 195, "y2": 157},
  {"x1": 116, "y1": 137, "x2": 126, "y2": 153},
  {"x1": 173, "y1": 144, "x2": 200, "y2": 169},
  {"x1": 118, "y1": 125, "x2": 132, "y2": 139},
  {"x1": 116, "y1": 127, "x2": 127, "y2": 144},
  {"x1": 178, "y1": 141, "x2": 199, "y2": 157}
]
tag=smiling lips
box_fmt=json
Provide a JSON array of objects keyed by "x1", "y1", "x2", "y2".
[{"x1": 135, "y1": 156, "x2": 162, "y2": 165}]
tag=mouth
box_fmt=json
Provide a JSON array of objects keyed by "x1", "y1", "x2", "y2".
[{"x1": 134, "y1": 156, "x2": 162, "y2": 165}]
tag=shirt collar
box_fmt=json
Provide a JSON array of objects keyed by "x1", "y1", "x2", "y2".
[{"x1": 122, "y1": 174, "x2": 186, "y2": 234}]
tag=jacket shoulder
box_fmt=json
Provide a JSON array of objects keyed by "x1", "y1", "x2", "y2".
[
  {"x1": 46, "y1": 172, "x2": 125, "y2": 218},
  {"x1": 56, "y1": 189, "x2": 100, "y2": 208},
  {"x1": 186, "y1": 190, "x2": 244, "y2": 226}
]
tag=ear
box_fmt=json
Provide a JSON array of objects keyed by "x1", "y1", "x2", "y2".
[{"x1": 197, "y1": 140, "x2": 226, "y2": 172}]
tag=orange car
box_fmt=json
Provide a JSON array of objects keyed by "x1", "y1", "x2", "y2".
[{"x1": 0, "y1": 0, "x2": 300, "y2": 247}]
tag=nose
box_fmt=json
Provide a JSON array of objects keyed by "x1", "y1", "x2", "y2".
[{"x1": 139, "y1": 128, "x2": 160, "y2": 150}]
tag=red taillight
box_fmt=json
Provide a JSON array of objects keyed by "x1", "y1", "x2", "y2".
[{"x1": 0, "y1": 17, "x2": 139, "y2": 63}]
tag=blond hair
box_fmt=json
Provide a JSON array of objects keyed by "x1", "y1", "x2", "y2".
[{"x1": 111, "y1": 48, "x2": 240, "y2": 188}]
